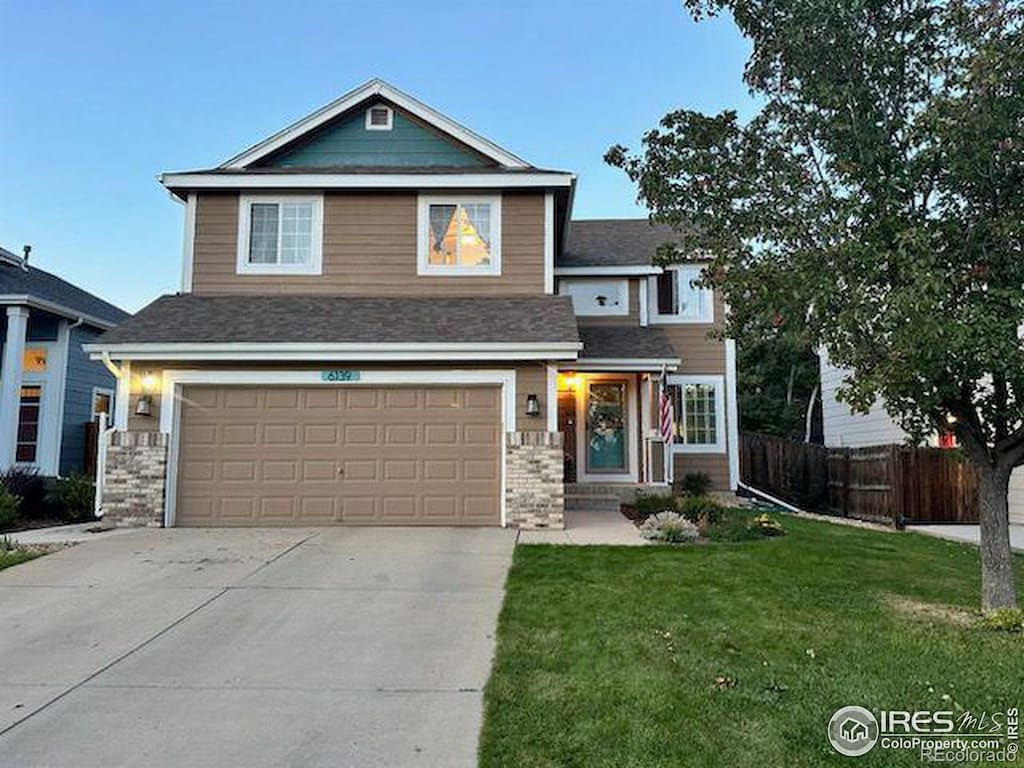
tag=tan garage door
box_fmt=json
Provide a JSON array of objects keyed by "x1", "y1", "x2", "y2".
[{"x1": 175, "y1": 385, "x2": 502, "y2": 526}]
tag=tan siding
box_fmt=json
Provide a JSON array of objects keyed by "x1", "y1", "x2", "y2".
[
  {"x1": 124, "y1": 361, "x2": 551, "y2": 431},
  {"x1": 659, "y1": 325, "x2": 726, "y2": 374},
  {"x1": 673, "y1": 453, "x2": 730, "y2": 490},
  {"x1": 191, "y1": 192, "x2": 544, "y2": 295}
]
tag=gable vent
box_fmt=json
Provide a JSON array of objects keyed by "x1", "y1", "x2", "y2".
[{"x1": 365, "y1": 105, "x2": 393, "y2": 131}]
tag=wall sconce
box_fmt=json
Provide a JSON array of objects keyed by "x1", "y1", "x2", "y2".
[
  {"x1": 135, "y1": 395, "x2": 152, "y2": 417},
  {"x1": 140, "y1": 371, "x2": 159, "y2": 392},
  {"x1": 525, "y1": 393, "x2": 540, "y2": 417},
  {"x1": 557, "y1": 373, "x2": 579, "y2": 392},
  {"x1": 135, "y1": 371, "x2": 158, "y2": 417}
]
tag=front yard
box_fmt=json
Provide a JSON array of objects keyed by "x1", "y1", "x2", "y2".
[{"x1": 480, "y1": 514, "x2": 1024, "y2": 767}]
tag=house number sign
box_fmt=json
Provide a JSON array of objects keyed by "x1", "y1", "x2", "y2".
[{"x1": 320, "y1": 370, "x2": 361, "y2": 382}]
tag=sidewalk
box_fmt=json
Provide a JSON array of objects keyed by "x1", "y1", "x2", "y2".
[
  {"x1": 517, "y1": 510, "x2": 648, "y2": 546},
  {"x1": 6, "y1": 522, "x2": 134, "y2": 547},
  {"x1": 908, "y1": 524, "x2": 1024, "y2": 553}
]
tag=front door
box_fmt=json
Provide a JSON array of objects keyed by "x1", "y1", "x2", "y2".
[{"x1": 584, "y1": 379, "x2": 630, "y2": 477}]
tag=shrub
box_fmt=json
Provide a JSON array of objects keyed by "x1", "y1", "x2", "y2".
[
  {"x1": 0, "y1": 467, "x2": 49, "y2": 520},
  {"x1": 640, "y1": 512, "x2": 701, "y2": 544},
  {"x1": 979, "y1": 608, "x2": 1024, "y2": 633},
  {"x1": 678, "y1": 495, "x2": 725, "y2": 525},
  {"x1": 48, "y1": 474, "x2": 96, "y2": 523},
  {"x1": 0, "y1": 487, "x2": 20, "y2": 529},
  {"x1": 635, "y1": 492, "x2": 679, "y2": 520},
  {"x1": 680, "y1": 472, "x2": 713, "y2": 497},
  {"x1": 752, "y1": 513, "x2": 786, "y2": 537}
]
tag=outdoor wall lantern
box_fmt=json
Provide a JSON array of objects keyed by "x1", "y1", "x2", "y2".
[{"x1": 526, "y1": 393, "x2": 541, "y2": 417}]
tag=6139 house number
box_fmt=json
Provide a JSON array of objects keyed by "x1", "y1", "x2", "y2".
[{"x1": 320, "y1": 370, "x2": 361, "y2": 382}]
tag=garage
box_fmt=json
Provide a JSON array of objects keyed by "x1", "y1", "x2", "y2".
[{"x1": 174, "y1": 384, "x2": 502, "y2": 526}]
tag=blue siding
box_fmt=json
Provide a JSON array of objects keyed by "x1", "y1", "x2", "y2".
[
  {"x1": 267, "y1": 107, "x2": 488, "y2": 168},
  {"x1": 59, "y1": 325, "x2": 116, "y2": 474}
]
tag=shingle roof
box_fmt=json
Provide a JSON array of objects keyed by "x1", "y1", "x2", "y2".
[
  {"x1": 578, "y1": 325, "x2": 680, "y2": 362},
  {"x1": 95, "y1": 294, "x2": 580, "y2": 346},
  {"x1": 0, "y1": 254, "x2": 130, "y2": 327},
  {"x1": 560, "y1": 219, "x2": 686, "y2": 268}
]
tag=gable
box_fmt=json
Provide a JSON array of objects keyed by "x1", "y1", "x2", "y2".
[{"x1": 254, "y1": 102, "x2": 493, "y2": 169}]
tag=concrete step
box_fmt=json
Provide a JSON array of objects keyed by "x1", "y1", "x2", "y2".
[{"x1": 565, "y1": 495, "x2": 621, "y2": 513}]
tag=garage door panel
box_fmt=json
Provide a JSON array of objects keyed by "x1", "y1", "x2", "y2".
[{"x1": 176, "y1": 385, "x2": 500, "y2": 527}]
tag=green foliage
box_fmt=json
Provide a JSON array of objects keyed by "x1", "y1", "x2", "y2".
[
  {"x1": 0, "y1": 487, "x2": 20, "y2": 529},
  {"x1": 753, "y1": 513, "x2": 786, "y2": 537},
  {"x1": 739, "y1": 338, "x2": 821, "y2": 439},
  {"x1": 641, "y1": 513, "x2": 702, "y2": 544},
  {"x1": 635, "y1": 492, "x2": 678, "y2": 519},
  {"x1": 978, "y1": 608, "x2": 1024, "y2": 632},
  {"x1": 0, "y1": 467, "x2": 48, "y2": 520},
  {"x1": 677, "y1": 494, "x2": 725, "y2": 525},
  {"x1": 607, "y1": 0, "x2": 1024, "y2": 608},
  {"x1": 680, "y1": 471, "x2": 714, "y2": 497},
  {"x1": 48, "y1": 474, "x2": 95, "y2": 523}
]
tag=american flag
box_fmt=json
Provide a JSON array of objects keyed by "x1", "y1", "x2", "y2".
[{"x1": 659, "y1": 382, "x2": 675, "y2": 446}]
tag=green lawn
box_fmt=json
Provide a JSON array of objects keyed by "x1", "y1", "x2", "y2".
[
  {"x1": 0, "y1": 549, "x2": 40, "y2": 571},
  {"x1": 480, "y1": 515, "x2": 1024, "y2": 767}
]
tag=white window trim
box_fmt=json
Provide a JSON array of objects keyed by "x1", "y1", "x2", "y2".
[
  {"x1": 558, "y1": 278, "x2": 630, "y2": 317},
  {"x1": 91, "y1": 386, "x2": 115, "y2": 421},
  {"x1": 667, "y1": 374, "x2": 726, "y2": 454},
  {"x1": 364, "y1": 104, "x2": 393, "y2": 131},
  {"x1": 649, "y1": 264, "x2": 715, "y2": 325},
  {"x1": 236, "y1": 194, "x2": 324, "y2": 276},
  {"x1": 417, "y1": 194, "x2": 502, "y2": 277}
]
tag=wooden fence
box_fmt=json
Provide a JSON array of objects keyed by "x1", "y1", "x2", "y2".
[{"x1": 740, "y1": 432, "x2": 979, "y2": 527}]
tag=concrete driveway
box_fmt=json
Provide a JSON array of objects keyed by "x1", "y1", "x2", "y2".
[{"x1": 0, "y1": 527, "x2": 516, "y2": 767}]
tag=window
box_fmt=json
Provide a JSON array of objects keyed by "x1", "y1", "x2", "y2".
[
  {"x1": 667, "y1": 375, "x2": 725, "y2": 453},
  {"x1": 22, "y1": 347, "x2": 48, "y2": 372},
  {"x1": 651, "y1": 264, "x2": 713, "y2": 323},
  {"x1": 559, "y1": 279, "x2": 629, "y2": 316},
  {"x1": 365, "y1": 104, "x2": 393, "y2": 130},
  {"x1": 417, "y1": 195, "x2": 501, "y2": 276},
  {"x1": 236, "y1": 195, "x2": 323, "y2": 275},
  {"x1": 92, "y1": 388, "x2": 114, "y2": 422},
  {"x1": 16, "y1": 385, "x2": 42, "y2": 463}
]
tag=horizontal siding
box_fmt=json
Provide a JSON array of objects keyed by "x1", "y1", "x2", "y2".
[
  {"x1": 61, "y1": 326, "x2": 117, "y2": 474},
  {"x1": 192, "y1": 192, "x2": 544, "y2": 296},
  {"x1": 658, "y1": 325, "x2": 725, "y2": 374},
  {"x1": 1008, "y1": 469, "x2": 1024, "y2": 525},
  {"x1": 673, "y1": 454, "x2": 730, "y2": 491},
  {"x1": 819, "y1": 351, "x2": 907, "y2": 448}
]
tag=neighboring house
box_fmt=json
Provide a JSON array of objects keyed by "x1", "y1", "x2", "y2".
[
  {"x1": 820, "y1": 351, "x2": 1024, "y2": 524},
  {"x1": 0, "y1": 246, "x2": 129, "y2": 475},
  {"x1": 85, "y1": 79, "x2": 738, "y2": 529}
]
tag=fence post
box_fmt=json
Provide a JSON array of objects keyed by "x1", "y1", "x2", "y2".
[
  {"x1": 889, "y1": 444, "x2": 905, "y2": 529},
  {"x1": 841, "y1": 448, "x2": 851, "y2": 518}
]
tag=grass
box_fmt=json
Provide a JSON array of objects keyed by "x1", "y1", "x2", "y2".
[
  {"x1": 0, "y1": 536, "x2": 44, "y2": 572},
  {"x1": 479, "y1": 513, "x2": 1024, "y2": 767}
]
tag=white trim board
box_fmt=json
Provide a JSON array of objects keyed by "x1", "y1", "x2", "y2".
[
  {"x1": 159, "y1": 172, "x2": 574, "y2": 191},
  {"x1": 565, "y1": 359, "x2": 680, "y2": 372},
  {"x1": 555, "y1": 266, "x2": 662, "y2": 277},
  {"x1": 543, "y1": 193, "x2": 555, "y2": 294},
  {"x1": 0, "y1": 296, "x2": 117, "y2": 331},
  {"x1": 725, "y1": 339, "x2": 740, "y2": 490},
  {"x1": 180, "y1": 193, "x2": 196, "y2": 293},
  {"x1": 218, "y1": 79, "x2": 530, "y2": 170},
  {"x1": 85, "y1": 341, "x2": 582, "y2": 362},
  {"x1": 236, "y1": 194, "x2": 324, "y2": 276},
  {"x1": 159, "y1": 368, "x2": 517, "y2": 528},
  {"x1": 665, "y1": 373, "x2": 727, "y2": 455}
]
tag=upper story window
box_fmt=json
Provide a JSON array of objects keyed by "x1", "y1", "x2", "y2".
[
  {"x1": 559, "y1": 278, "x2": 629, "y2": 316},
  {"x1": 236, "y1": 194, "x2": 323, "y2": 276},
  {"x1": 650, "y1": 264, "x2": 713, "y2": 324},
  {"x1": 365, "y1": 105, "x2": 393, "y2": 131},
  {"x1": 417, "y1": 195, "x2": 501, "y2": 276}
]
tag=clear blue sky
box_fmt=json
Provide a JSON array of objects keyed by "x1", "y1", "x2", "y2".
[{"x1": 0, "y1": 0, "x2": 753, "y2": 312}]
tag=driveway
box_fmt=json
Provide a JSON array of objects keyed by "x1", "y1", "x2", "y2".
[
  {"x1": 909, "y1": 523, "x2": 1024, "y2": 552},
  {"x1": 0, "y1": 527, "x2": 516, "y2": 767}
]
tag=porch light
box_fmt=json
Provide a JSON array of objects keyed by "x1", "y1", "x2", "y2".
[
  {"x1": 140, "y1": 371, "x2": 159, "y2": 392},
  {"x1": 558, "y1": 373, "x2": 579, "y2": 392},
  {"x1": 525, "y1": 394, "x2": 540, "y2": 418}
]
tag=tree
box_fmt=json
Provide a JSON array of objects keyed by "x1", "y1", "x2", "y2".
[{"x1": 607, "y1": 0, "x2": 1024, "y2": 610}]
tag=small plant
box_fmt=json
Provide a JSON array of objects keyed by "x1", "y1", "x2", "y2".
[
  {"x1": 678, "y1": 495, "x2": 725, "y2": 525},
  {"x1": 978, "y1": 608, "x2": 1024, "y2": 633},
  {"x1": 0, "y1": 466, "x2": 48, "y2": 520},
  {"x1": 48, "y1": 474, "x2": 96, "y2": 523},
  {"x1": 640, "y1": 512, "x2": 701, "y2": 543},
  {"x1": 680, "y1": 472, "x2": 713, "y2": 497},
  {"x1": 752, "y1": 513, "x2": 786, "y2": 537},
  {"x1": 0, "y1": 487, "x2": 20, "y2": 529},
  {"x1": 635, "y1": 492, "x2": 679, "y2": 520}
]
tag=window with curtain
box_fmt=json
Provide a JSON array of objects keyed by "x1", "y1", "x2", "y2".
[
  {"x1": 238, "y1": 196, "x2": 322, "y2": 274},
  {"x1": 652, "y1": 265, "x2": 713, "y2": 322},
  {"x1": 419, "y1": 196, "x2": 501, "y2": 275}
]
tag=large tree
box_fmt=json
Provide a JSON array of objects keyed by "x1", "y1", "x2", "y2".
[{"x1": 607, "y1": 0, "x2": 1024, "y2": 609}]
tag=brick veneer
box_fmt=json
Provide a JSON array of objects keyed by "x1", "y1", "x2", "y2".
[
  {"x1": 505, "y1": 431, "x2": 565, "y2": 529},
  {"x1": 102, "y1": 431, "x2": 167, "y2": 527}
]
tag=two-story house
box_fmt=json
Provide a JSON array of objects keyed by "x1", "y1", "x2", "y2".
[{"x1": 86, "y1": 79, "x2": 738, "y2": 529}]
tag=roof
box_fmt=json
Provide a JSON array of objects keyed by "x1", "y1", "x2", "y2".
[
  {"x1": 0, "y1": 255, "x2": 130, "y2": 328},
  {"x1": 560, "y1": 219, "x2": 685, "y2": 269},
  {"x1": 577, "y1": 325, "x2": 679, "y2": 362},
  {"x1": 94, "y1": 294, "x2": 580, "y2": 346}
]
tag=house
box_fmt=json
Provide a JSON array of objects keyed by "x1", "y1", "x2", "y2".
[
  {"x1": 820, "y1": 351, "x2": 1024, "y2": 524},
  {"x1": 0, "y1": 246, "x2": 129, "y2": 475},
  {"x1": 85, "y1": 79, "x2": 738, "y2": 529}
]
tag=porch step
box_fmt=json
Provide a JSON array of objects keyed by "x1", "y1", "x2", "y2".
[
  {"x1": 565, "y1": 495, "x2": 622, "y2": 513},
  {"x1": 565, "y1": 483, "x2": 668, "y2": 505}
]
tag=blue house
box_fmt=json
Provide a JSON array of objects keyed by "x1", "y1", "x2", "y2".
[{"x1": 0, "y1": 245, "x2": 129, "y2": 476}]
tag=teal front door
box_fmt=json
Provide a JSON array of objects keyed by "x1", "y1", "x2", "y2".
[{"x1": 586, "y1": 381, "x2": 628, "y2": 473}]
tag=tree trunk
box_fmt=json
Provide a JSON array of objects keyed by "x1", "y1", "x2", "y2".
[
  {"x1": 804, "y1": 383, "x2": 818, "y2": 444},
  {"x1": 975, "y1": 462, "x2": 1018, "y2": 611}
]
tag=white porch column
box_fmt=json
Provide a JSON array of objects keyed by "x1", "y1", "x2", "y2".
[{"x1": 0, "y1": 306, "x2": 29, "y2": 469}]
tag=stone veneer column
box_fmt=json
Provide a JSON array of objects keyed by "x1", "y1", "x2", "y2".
[
  {"x1": 102, "y1": 431, "x2": 168, "y2": 527},
  {"x1": 505, "y1": 431, "x2": 564, "y2": 529}
]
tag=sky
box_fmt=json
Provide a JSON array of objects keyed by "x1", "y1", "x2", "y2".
[{"x1": 0, "y1": 0, "x2": 755, "y2": 313}]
